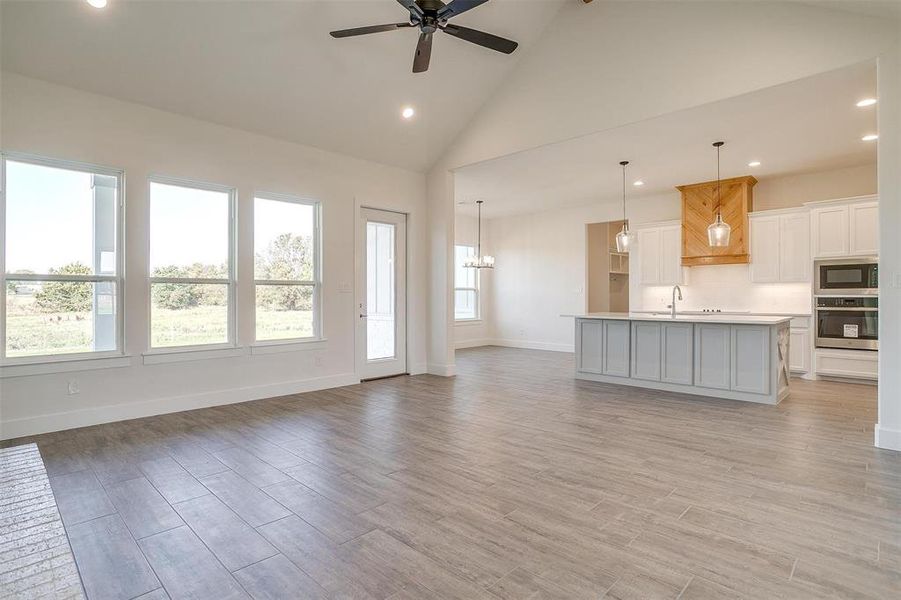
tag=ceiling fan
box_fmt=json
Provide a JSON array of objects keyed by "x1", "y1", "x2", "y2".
[{"x1": 330, "y1": 0, "x2": 518, "y2": 73}]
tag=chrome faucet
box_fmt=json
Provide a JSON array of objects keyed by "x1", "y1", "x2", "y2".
[{"x1": 668, "y1": 285, "x2": 683, "y2": 318}]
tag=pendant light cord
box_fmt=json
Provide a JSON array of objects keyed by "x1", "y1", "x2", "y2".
[
  {"x1": 476, "y1": 200, "x2": 482, "y2": 259},
  {"x1": 619, "y1": 160, "x2": 629, "y2": 223}
]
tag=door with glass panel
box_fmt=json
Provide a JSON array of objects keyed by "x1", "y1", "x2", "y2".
[{"x1": 357, "y1": 208, "x2": 406, "y2": 379}]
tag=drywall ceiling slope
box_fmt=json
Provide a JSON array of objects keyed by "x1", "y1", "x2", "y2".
[
  {"x1": 0, "y1": 0, "x2": 564, "y2": 172},
  {"x1": 439, "y1": 0, "x2": 898, "y2": 172},
  {"x1": 455, "y1": 62, "x2": 877, "y2": 218}
]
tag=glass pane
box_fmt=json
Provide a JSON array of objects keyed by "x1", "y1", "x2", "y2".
[
  {"x1": 5, "y1": 160, "x2": 118, "y2": 276},
  {"x1": 455, "y1": 289, "x2": 478, "y2": 320},
  {"x1": 150, "y1": 283, "x2": 228, "y2": 348},
  {"x1": 366, "y1": 222, "x2": 395, "y2": 360},
  {"x1": 254, "y1": 198, "x2": 315, "y2": 281},
  {"x1": 455, "y1": 245, "x2": 477, "y2": 288},
  {"x1": 6, "y1": 280, "x2": 117, "y2": 357},
  {"x1": 150, "y1": 182, "x2": 229, "y2": 278},
  {"x1": 255, "y1": 284, "x2": 314, "y2": 341}
]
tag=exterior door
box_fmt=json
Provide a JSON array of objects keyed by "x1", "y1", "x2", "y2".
[{"x1": 357, "y1": 208, "x2": 407, "y2": 379}]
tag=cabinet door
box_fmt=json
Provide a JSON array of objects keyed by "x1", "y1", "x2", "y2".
[
  {"x1": 658, "y1": 226, "x2": 683, "y2": 285},
  {"x1": 849, "y1": 202, "x2": 879, "y2": 256},
  {"x1": 779, "y1": 213, "x2": 811, "y2": 282},
  {"x1": 812, "y1": 206, "x2": 849, "y2": 258},
  {"x1": 602, "y1": 320, "x2": 630, "y2": 377},
  {"x1": 631, "y1": 322, "x2": 661, "y2": 381},
  {"x1": 731, "y1": 325, "x2": 770, "y2": 394},
  {"x1": 661, "y1": 323, "x2": 694, "y2": 385},
  {"x1": 636, "y1": 229, "x2": 660, "y2": 285},
  {"x1": 789, "y1": 328, "x2": 810, "y2": 373},
  {"x1": 749, "y1": 216, "x2": 780, "y2": 283},
  {"x1": 694, "y1": 324, "x2": 731, "y2": 390},
  {"x1": 578, "y1": 320, "x2": 604, "y2": 373}
]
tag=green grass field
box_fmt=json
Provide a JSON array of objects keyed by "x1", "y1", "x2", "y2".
[{"x1": 5, "y1": 297, "x2": 313, "y2": 356}]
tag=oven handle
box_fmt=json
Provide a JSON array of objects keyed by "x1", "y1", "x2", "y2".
[{"x1": 816, "y1": 307, "x2": 879, "y2": 312}]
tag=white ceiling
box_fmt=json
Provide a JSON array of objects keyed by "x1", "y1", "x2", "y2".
[
  {"x1": 455, "y1": 61, "x2": 877, "y2": 218},
  {"x1": 0, "y1": 0, "x2": 565, "y2": 172}
]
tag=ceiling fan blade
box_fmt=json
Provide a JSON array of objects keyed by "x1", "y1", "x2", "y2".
[
  {"x1": 397, "y1": 0, "x2": 425, "y2": 21},
  {"x1": 438, "y1": 0, "x2": 490, "y2": 20},
  {"x1": 440, "y1": 23, "x2": 517, "y2": 54},
  {"x1": 412, "y1": 32, "x2": 433, "y2": 73},
  {"x1": 330, "y1": 22, "x2": 412, "y2": 38}
]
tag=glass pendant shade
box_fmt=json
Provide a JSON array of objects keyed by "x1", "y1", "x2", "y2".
[
  {"x1": 707, "y1": 212, "x2": 731, "y2": 247},
  {"x1": 465, "y1": 200, "x2": 494, "y2": 269},
  {"x1": 615, "y1": 225, "x2": 636, "y2": 252}
]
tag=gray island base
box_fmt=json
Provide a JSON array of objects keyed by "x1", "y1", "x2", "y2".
[{"x1": 569, "y1": 313, "x2": 792, "y2": 405}]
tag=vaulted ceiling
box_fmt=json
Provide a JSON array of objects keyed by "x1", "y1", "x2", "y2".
[{"x1": 0, "y1": 0, "x2": 565, "y2": 172}]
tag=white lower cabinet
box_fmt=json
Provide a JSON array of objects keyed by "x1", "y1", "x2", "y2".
[
  {"x1": 731, "y1": 325, "x2": 770, "y2": 394},
  {"x1": 602, "y1": 320, "x2": 630, "y2": 377},
  {"x1": 789, "y1": 321, "x2": 810, "y2": 374},
  {"x1": 694, "y1": 324, "x2": 731, "y2": 390},
  {"x1": 661, "y1": 323, "x2": 694, "y2": 385}
]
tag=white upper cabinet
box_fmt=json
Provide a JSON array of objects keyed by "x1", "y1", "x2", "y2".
[
  {"x1": 635, "y1": 222, "x2": 683, "y2": 286},
  {"x1": 749, "y1": 209, "x2": 810, "y2": 283},
  {"x1": 849, "y1": 202, "x2": 879, "y2": 256},
  {"x1": 809, "y1": 197, "x2": 878, "y2": 259}
]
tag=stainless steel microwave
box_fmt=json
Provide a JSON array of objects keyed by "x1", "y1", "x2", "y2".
[{"x1": 814, "y1": 258, "x2": 878, "y2": 296}]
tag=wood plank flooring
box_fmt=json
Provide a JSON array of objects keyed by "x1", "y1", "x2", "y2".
[{"x1": 4, "y1": 346, "x2": 901, "y2": 599}]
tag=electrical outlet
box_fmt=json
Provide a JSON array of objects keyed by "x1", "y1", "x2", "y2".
[
  {"x1": 894, "y1": 272, "x2": 901, "y2": 289},
  {"x1": 67, "y1": 380, "x2": 80, "y2": 395},
  {"x1": 314, "y1": 354, "x2": 324, "y2": 367},
  {"x1": 337, "y1": 282, "x2": 352, "y2": 293}
]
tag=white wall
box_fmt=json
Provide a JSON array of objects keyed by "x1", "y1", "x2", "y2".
[
  {"x1": 480, "y1": 165, "x2": 876, "y2": 352},
  {"x1": 0, "y1": 73, "x2": 428, "y2": 440}
]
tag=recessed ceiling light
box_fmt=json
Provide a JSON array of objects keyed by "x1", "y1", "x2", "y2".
[
  {"x1": 86, "y1": 0, "x2": 108, "y2": 8},
  {"x1": 633, "y1": 180, "x2": 644, "y2": 187},
  {"x1": 748, "y1": 161, "x2": 761, "y2": 167},
  {"x1": 401, "y1": 106, "x2": 415, "y2": 119},
  {"x1": 856, "y1": 98, "x2": 877, "y2": 107},
  {"x1": 862, "y1": 134, "x2": 879, "y2": 142}
]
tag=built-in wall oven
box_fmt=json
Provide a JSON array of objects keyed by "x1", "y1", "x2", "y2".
[
  {"x1": 815, "y1": 297, "x2": 878, "y2": 351},
  {"x1": 815, "y1": 258, "x2": 878, "y2": 296}
]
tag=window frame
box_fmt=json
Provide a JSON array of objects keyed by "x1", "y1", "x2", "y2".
[
  {"x1": 146, "y1": 174, "x2": 237, "y2": 353},
  {"x1": 0, "y1": 152, "x2": 126, "y2": 365},
  {"x1": 454, "y1": 244, "x2": 480, "y2": 322},
  {"x1": 252, "y1": 191, "x2": 322, "y2": 344}
]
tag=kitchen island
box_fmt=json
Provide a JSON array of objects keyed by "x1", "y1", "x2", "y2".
[{"x1": 568, "y1": 313, "x2": 791, "y2": 404}]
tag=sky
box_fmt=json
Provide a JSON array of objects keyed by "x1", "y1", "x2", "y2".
[{"x1": 5, "y1": 160, "x2": 314, "y2": 276}]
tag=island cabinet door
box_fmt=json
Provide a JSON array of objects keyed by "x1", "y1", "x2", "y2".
[
  {"x1": 694, "y1": 324, "x2": 731, "y2": 390},
  {"x1": 602, "y1": 320, "x2": 631, "y2": 377},
  {"x1": 730, "y1": 325, "x2": 771, "y2": 394},
  {"x1": 631, "y1": 322, "x2": 661, "y2": 381},
  {"x1": 661, "y1": 323, "x2": 694, "y2": 385},
  {"x1": 577, "y1": 320, "x2": 605, "y2": 373}
]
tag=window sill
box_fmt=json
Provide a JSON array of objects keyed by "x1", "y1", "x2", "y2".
[
  {"x1": 142, "y1": 346, "x2": 245, "y2": 365},
  {"x1": 455, "y1": 319, "x2": 483, "y2": 326},
  {"x1": 0, "y1": 354, "x2": 133, "y2": 378},
  {"x1": 251, "y1": 338, "x2": 327, "y2": 355}
]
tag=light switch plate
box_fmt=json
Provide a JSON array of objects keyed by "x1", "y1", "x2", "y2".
[{"x1": 338, "y1": 282, "x2": 352, "y2": 293}]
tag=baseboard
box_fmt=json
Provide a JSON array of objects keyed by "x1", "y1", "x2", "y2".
[
  {"x1": 427, "y1": 363, "x2": 456, "y2": 377},
  {"x1": 875, "y1": 424, "x2": 901, "y2": 452},
  {"x1": 455, "y1": 338, "x2": 491, "y2": 349},
  {"x1": 408, "y1": 363, "x2": 428, "y2": 376},
  {"x1": 487, "y1": 339, "x2": 575, "y2": 353},
  {"x1": 0, "y1": 372, "x2": 359, "y2": 441}
]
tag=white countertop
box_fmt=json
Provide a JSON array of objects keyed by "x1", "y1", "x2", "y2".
[{"x1": 565, "y1": 312, "x2": 792, "y2": 325}]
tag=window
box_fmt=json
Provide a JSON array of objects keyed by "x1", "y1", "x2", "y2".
[
  {"x1": 454, "y1": 245, "x2": 479, "y2": 321},
  {"x1": 2, "y1": 155, "x2": 123, "y2": 360},
  {"x1": 149, "y1": 178, "x2": 234, "y2": 349},
  {"x1": 254, "y1": 194, "x2": 320, "y2": 342}
]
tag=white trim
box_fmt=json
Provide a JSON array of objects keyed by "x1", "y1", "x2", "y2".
[
  {"x1": 803, "y1": 194, "x2": 877, "y2": 208},
  {"x1": 0, "y1": 355, "x2": 133, "y2": 378},
  {"x1": 455, "y1": 338, "x2": 491, "y2": 349},
  {"x1": 408, "y1": 362, "x2": 428, "y2": 375},
  {"x1": 487, "y1": 338, "x2": 575, "y2": 353},
  {"x1": 0, "y1": 372, "x2": 360, "y2": 441},
  {"x1": 142, "y1": 346, "x2": 245, "y2": 365},
  {"x1": 427, "y1": 363, "x2": 456, "y2": 377},
  {"x1": 875, "y1": 424, "x2": 901, "y2": 452},
  {"x1": 454, "y1": 318, "x2": 483, "y2": 326},
  {"x1": 250, "y1": 339, "x2": 327, "y2": 355},
  {"x1": 632, "y1": 218, "x2": 681, "y2": 230},
  {"x1": 748, "y1": 206, "x2": 810, "y2": 218}
]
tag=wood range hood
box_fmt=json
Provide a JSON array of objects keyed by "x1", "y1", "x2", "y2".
[{"x1": 677, "y1": 175, "x2": 757, "y2": 266}]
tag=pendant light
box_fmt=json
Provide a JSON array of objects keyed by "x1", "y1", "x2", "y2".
[
  {"x1": 615, "y1": 160, "x2": 636, "y2": 253},
  {"x1": 707, "y1": 141, "x2": 731, "y2": 247},
  {"x1": 463, "y1": 200, "x2": 495, "y2": 269}
]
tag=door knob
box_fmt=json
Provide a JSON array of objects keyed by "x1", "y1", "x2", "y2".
[{"x1": 360, "y1": 313, "x2": 368, "y2": 318}]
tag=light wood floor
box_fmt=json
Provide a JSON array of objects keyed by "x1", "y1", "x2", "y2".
[{"x1": 6, "y1": 346, "x2": 901, "y2": 599}]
